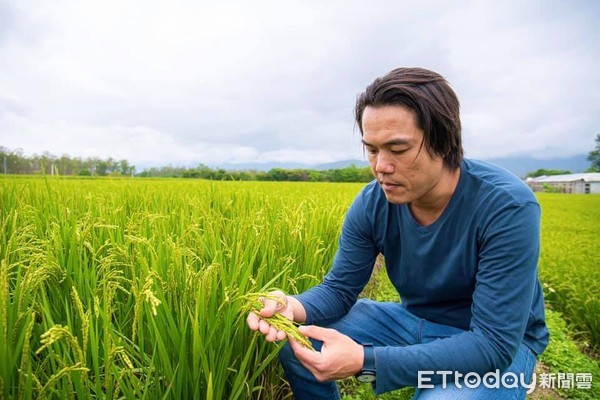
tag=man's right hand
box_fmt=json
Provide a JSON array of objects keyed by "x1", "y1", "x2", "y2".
[{"x1": 246, "y1": 290, "x2": 307, "y2": 342}]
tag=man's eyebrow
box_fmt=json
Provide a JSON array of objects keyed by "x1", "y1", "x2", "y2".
[{"x1": 361, "y1": 138, "x2": 410, "y2": 147}]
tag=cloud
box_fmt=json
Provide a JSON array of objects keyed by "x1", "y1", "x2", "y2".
[
  {"x1": 0, "y1": 0, "x2": 598, "y2": 168},
  {"x1": 2, "y1": 109, "x2": 361, "y2": 168}
]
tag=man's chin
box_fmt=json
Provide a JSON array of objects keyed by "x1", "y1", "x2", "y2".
[{"x1": 383, "y1": 193, "x2": 409, "y2": 205}]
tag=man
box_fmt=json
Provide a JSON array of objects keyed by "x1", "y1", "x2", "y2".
[{"x1": 247, "y1": 67, "x2": 549, "y2": 399}]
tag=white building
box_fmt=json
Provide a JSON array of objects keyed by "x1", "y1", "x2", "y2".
[{"x1": 526, "y1": 173, "x2": 600, "y2": 194}]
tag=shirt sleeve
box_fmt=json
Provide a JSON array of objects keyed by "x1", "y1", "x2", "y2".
[
  {"x1": 373, "y1": 201, "x2": 541, "y2": 394},
  {"x1": 295, "y1": 189, "x2": 380, "y2": 325}
]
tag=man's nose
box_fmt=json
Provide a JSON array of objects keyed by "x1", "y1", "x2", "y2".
[{"x1": 375, "y1": 152, "x2": 394, "y2": 174}]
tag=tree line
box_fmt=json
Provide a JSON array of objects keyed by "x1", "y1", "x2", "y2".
[
  {"x1": 139, "y1": 164, "x2": 373, "y2": 182},
  {"x1": 0, "y1": 146, "x2": 372, "y2": 182},
  {"x1": 1, "y1": 147, "x2": 135, "y2": 177}
]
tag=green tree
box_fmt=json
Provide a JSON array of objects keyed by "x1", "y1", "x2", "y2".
[
  {"x1": 265, "y1": 168, "x2": 288, "y2": 181},
  {"x1": 525, "y1": 169, "x2": 571, "y2": 178},
  {"x1": 118, "y1": 159, "x2": 130, "y2": 175},
  {"x1": 95, "y1": 159, "x2": 109, "y2": 176},
  {"x1": 586, "y1": 133, "x2": 600, "y2": 172},
  {"x1": 57, "y1": 154, "x2": 72, "y2": 175}
]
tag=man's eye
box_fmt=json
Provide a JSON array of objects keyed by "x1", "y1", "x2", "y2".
[
  {"x1": 391, "y1": 149, "x2": 407, "y2": 155},
  {"x1": 366, "y1": 148, "x2": 378, "y2": 155}
]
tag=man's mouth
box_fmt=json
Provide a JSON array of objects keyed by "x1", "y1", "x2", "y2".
[{"x1": 380, "y1": 181, "x2": 402, "y2": 190}]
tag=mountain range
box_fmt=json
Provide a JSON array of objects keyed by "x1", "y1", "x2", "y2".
[
  {"x1": 212, "y1": 154, "x2": 590, "y2": 178},
  {"x1": 482, "y1": 154, "x2": 590, "y2": 177}
]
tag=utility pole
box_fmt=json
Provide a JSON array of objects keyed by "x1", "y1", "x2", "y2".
[{"x1": 3, "y1": 155, "x2": 6, "y2": 174}]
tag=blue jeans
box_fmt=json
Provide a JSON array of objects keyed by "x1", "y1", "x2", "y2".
[{"x1": 278, "y1": 299, "x2": 537, "y2": 399}]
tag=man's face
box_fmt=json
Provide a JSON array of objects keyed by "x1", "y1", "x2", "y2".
[{"x1": 361, "y1": 105, "x2": 447, "y2": 205}]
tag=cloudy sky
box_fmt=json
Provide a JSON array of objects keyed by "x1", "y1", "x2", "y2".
[{"x1": 1, "y1": 0, "x2": 598, "y2": 169}]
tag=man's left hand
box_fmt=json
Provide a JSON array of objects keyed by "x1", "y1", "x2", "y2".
[{"x1": 289, "y1": 325, "x2": 364, "y2": 381}]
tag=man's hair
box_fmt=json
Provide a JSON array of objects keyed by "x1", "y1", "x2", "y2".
[{"x1": 355, "y1": 67, "x2": 463, "y2": 169}]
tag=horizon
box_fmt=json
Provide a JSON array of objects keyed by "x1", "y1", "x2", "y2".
[{"x1": 1, "y1": 145, "x2": 592, "y2": 178}]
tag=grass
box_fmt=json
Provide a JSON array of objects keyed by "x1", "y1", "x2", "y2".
[{"x1": 535, "y1": 309, "x2": 600, "y2": 399}]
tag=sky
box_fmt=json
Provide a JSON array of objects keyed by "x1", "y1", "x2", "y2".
[{"x1": 0, "y1": 0, "x2": 598, "y2": 170}]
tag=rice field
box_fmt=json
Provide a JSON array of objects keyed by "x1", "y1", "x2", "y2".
[
  {"x1": 536, "y1": 193, "x2": 600, "y2": 353},
  {"x1": 0, "y1": 176, "x2": 597, "y2": 399}
]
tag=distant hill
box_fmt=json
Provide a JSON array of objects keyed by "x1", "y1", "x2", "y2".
[
  {"x1": 212, "y1": 159, "x2": 369, "y2": 172},
  {"x1": 480, "y1": 154, "x2": 589, "y2": 178},
  {"x1": 313, "y1": 159, "x2": 369, "y2": 170},
  {"x1": 212, "y1": 154, "x2": 590, "y2": 178}
]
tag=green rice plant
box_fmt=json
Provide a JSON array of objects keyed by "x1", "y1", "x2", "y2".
[
  {"x1": 5, "y1": 175, "x2": 595, "y2": 399},
  {"x1": 0, "y1": 175, "x2": 360, "y2": 398},
  {"x1": 537, "y1": 193, "x2": 600, "y2": 353}
]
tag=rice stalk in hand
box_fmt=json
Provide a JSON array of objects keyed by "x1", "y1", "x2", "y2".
[{"x1": 241, "y1": 292, "x2": 315, "y2": 351}]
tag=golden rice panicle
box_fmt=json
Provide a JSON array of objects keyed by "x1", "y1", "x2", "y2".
[
  {"x1": 35, "y1": 325, "x2": 85, "y2": 365},
  {"x1": 39, "y1": 363, "x2": 89, "y2": 399},
  {"x1": 71, "y1": 286, "x2": 90, "y2": 359},
  {"x1": 241, "y1": 292, "x2": 315, "y2": 351}
]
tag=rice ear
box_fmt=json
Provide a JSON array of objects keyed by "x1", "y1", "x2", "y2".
[{"x1": 241, "y1": 292, "x2": 315, "y2": 351}]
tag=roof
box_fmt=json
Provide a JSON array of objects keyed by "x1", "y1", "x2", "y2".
[{"x1": 526, "y1": 173, "x2": 600, "y2": 183}]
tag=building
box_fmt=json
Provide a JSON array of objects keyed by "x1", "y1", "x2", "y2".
[{"x1": 526, "y1": 173, "x2": 600, "y2": 194}]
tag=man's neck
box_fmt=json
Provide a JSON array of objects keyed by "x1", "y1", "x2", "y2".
[{"x1": 409, "y1": 167, "x2": 461, "y2": 226}]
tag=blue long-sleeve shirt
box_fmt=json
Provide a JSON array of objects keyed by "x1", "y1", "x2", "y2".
[{"x1": 295, "y1": 159, "x2": 549, "y2": 394}]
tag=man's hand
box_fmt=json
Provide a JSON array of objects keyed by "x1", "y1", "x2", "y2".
[
  {"x1": 245, "y1": 290, "x2": 307, "y2": 342},
  {"x1": 289, "y1": 325, "x2": 364, "y2": 381}
]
